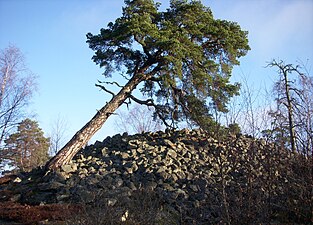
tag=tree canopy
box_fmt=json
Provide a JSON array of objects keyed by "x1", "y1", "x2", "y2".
[
  {"x1": 87, "y1": 0, "x2": 250, "y2": 128},
  {"x1": 2, "y1": 119, "x2": 50, "y2": 172}
]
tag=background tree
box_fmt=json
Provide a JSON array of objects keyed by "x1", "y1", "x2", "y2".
[
  {"x1": 114, "y1": 104, "x2": 164, "y2": 134},
  {"x1": 295, "y1": 65, "x2": 313, "y2": 155},
  {"x1": 1, "y1": 118, "x2": 50, "y2": 172},
  {"x1": 46, "y1": 0, "x2": 249, "y2": 170},
  {"x1": 0, "y1": 45, "x2": 37, "y2": 146},
  {"x1": 270, "y1": 60, "x2": 297, "y2": 152},
  {"x1": 267, "y1": 60, "x2": 313, "y2": 154},
  {"x1": 49, "y1": 115, "x2": 69, "y2": 156}
]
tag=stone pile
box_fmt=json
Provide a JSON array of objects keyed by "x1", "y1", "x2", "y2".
[
  {"x1": 47, "y1": 130, "x2": 279, "y2": 215},
  {"x1": 2, "y1": 128, "x2": 309, "y2": 224}
]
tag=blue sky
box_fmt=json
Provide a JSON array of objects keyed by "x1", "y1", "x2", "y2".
[{"x1": 0, "y1": 0, "x2": 312, "y2": 143}]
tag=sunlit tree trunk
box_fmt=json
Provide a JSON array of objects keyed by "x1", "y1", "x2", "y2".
[{"x1": 46, "y1": 74, "x2": 148, "y2": 170}]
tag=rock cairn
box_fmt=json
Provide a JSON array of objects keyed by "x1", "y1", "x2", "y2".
[{"x1": 2, "y1": 128, "x2": 310, "y2": 224}]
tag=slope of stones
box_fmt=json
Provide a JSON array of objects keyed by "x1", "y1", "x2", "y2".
[{"x1": 1, "y1": 128, "x2": 311, "y2": 224}]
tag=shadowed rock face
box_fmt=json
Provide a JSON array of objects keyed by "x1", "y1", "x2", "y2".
[{"x1": 1, "y1": 129, "x2": 311, "y2": 224}]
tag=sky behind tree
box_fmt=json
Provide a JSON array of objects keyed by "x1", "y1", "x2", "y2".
[{"x1": 0, "y1": 0, "x2": 312, "y2": 143}]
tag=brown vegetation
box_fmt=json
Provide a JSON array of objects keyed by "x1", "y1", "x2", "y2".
[{"x1": 0, "y1": 201, "x2": 81, "y2": 225}]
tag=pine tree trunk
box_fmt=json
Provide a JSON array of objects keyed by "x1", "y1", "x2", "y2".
[{"x1": 46, "y1": 74, "x2": 146, "y2": 170}]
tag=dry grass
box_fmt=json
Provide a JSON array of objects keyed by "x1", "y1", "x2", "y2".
[{"x1": 65, "y1": 188, "x2": 181, "y2": 225}]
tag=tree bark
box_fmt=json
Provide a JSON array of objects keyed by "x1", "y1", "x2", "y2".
[{"x1": 46, "y1": 74, "x2": 147, "y2": 170}]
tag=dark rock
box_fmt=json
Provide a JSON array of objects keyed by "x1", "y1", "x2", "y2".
[{"x1": 145, "y1": 181, "x2": 158, "y2": 190}]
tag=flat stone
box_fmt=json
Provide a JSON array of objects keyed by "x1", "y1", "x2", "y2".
[
  {"x1": 175, "y1": 189, "x2": 188, "y2": 199},
  {"x1": 61, "y1": 164, "x2": 75, "y2": 173},
  {"x1": 56, "y1": 194, "x2": 70, "y2": 202},
  {"x1": 128, "y1": 182, "x2": 137, "y2": 190},
  {"x1": 13, "y1": 177, "x2": 22, "y2": 183},
  {"x1": 158, "y1": 171, "x2": 170, "y2": 180},
  {"x1": 163, "y1": 183, "x2": 175, "y2": 191},
  {"x1": 114, "y1": 178, "x2": 124, "y2": 187},
  {"x1": 38, "y1": 181, "x2": 65, "y2": 191},
  {"x1": 137, "y1": 148, "x2": 145, "y2": 154},
  {"x1": 77, "y1": 190, "x2": 95, "y2": 203},
  {"x1": 164, "y1": 139, "x2": 176, "y2": 149},
  {"x1": 107, "y1": 198, "x2": 117, "y2": 206},
  {"x1": 121, "y1": 152, "x2": 130, "y2": 159},
  {"x1": 190, "y1": 184, "x2": 199, "y2": 192},
  {"x1": 126, "y1": 167, "x2": 133, "y2": 174},
  {"x1": 167, "y1": 149, "x2": 177, "y2": 159},
  {"x1": 86, "y1": 176, "x2": 99, "y2": 185},
  {"x1": 146, "y1": 181, "x2": 158, "y2": 190},
  {"x1": 175, "y1": 171, "x2": 186, "y2": 180},
  {"x1": 131, "y1": 163, "x2": 138, "y2": 172},
  {"x1": 101, "y1": 147, "x2": 108, "y2": 156},
  {"x1": 170, "y1": 173, "x2": 178, "y2": 182}
]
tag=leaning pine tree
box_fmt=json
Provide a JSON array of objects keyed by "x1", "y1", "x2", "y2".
[{"x1": 46, "y1": 0, "x2": 250, "y2": 170}]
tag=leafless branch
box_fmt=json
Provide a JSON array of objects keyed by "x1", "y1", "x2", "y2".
[
  {"x1": 98, "y1": 80, "x2": 124, "y2": 88},
  {"x1": 95, "y1": 83, "x2": 116, "y2": 98},
  {"x1": 128, "y1": 95, "x2": 155, "y2": 107},
  {"x1": 0, "y1": 45, "x2": 37, "y2": 146}
]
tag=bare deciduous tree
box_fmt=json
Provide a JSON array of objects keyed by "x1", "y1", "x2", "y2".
[
  {"x1": 223, "y1": 71, "x2": 274, "y2": 138},
  {"x1": 114, "y1": 104, "x2": 164, "y2": 134},
  {"x1": 0, "y1": 45, "x2": 37, "y2": 146},
  {"x1": 49, "y1": 115, "x2": 69, "y2": 156},
  {"x1": 295, "y1": 63, "x2": 313, "y2": 155},
  {"x1": 270, "y1": 60, "x2": 298, "y2": 152},
  {"x1": 268, "y1": 60, "x2": 313, "y2": 154}
]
